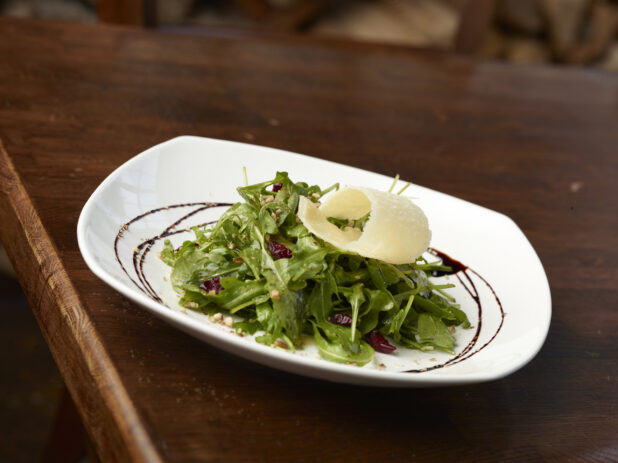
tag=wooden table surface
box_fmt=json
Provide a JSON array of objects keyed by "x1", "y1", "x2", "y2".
[{"x1": 1, "y1": 17, "x2": 617, "y2": 463}]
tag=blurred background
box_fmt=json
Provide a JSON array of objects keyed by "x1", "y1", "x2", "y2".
[
  {"x1": 1, "y1": 0, "x2": 617, "y2": 70},
  {"x1": 0, "y1": 0, "x2": 617, "y2": 461}
]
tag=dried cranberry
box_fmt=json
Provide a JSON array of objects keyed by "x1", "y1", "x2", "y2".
[
  {"x1": 268, "y1": 240, "x2": 292, "y2": 260},
  {"x1": 365, "y1": 330, "x2": 397, "y2": 354},
  {"x1": 200, "y1": 277, "x2": 222, "y2": 294},
  {"x1": 330, "y1": 313, "x2": 353, "y2": 326},
  {"x1": 272, "y1": 182, "x2": 283, "y2": 192}
]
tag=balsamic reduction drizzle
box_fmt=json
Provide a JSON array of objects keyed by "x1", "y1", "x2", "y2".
[
  {"x1": 114, "y1": 203, "x2": 505, "y2": 374},
  {"x1": 401, "y1": 248, "x2": 505, "y2": 373},
  {"x1": 114, "y1": 202, "x2": 232, "y2": 303}
]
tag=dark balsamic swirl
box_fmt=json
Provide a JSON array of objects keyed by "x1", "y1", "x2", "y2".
[
  {"x1": 114, "y1": 202, "x2": 232, "y2": 303},
  {"x1": 401, "y1": 248, "x2": 505, "y2": 373}
]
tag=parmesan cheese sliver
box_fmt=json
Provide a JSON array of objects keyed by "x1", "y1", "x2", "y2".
[{"x1": 297, "y1": 187, "x2": 431, "y2": 264}]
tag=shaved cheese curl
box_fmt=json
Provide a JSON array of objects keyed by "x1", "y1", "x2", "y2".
[{"x1": 297, "y1": 187, "x2": 431, "y2": 264}]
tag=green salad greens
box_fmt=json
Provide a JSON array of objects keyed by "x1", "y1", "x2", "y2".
[{"x1": 161, "y1": 172, "x2": 469, "y2": 366}]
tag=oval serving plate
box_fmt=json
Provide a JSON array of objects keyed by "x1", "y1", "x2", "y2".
[{"x1": 77, "y1": 136, "x2": 551, "y2": 387}]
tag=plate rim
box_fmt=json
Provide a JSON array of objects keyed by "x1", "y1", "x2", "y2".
[{"x1": 77, "y1": 135, "x2": 552, "y2": 387}]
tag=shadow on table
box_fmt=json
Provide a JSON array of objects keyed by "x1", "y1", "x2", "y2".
[{"x1": 0, "y1": 274, "x2": 63, "y2": 462}]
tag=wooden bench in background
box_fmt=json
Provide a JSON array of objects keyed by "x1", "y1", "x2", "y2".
[{"x1": 96, "y1": 0, "x2": 495, "y2": 53}]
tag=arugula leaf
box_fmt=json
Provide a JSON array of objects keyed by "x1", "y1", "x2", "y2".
[
  {"x1": 358, "y1": 289, "x2": 394, "y2": 334},
  {"x1": 346, "y1": 284, "x2": 365, "y2": 341},
  {"x1": 312, "y1": 323, "x2": 374, "y2": 366},
  {"x1": 275, "y1": 246, "x2": 329, "y2": 284},
  {"x1": 413, "y1": 295, "x2": 468, "y2": 326},
  {"x1": 308, "y1": 278, "x2": 334, "y2": 323},
  {"x1": 160, "y1": 239, "x2": 177, "y2": 266},
  {"x1": 252, "y1": 224, "x2": 302, "y2": 341},
  {"x1": 367, "y1": 260, "x2": 399, "y2": 290},
  {"x1": 388, "y1": 294, "x2": 415, "y2": 341},
  {"x1": 416, "y1": 313, "x2": 456, "y2": 354}
]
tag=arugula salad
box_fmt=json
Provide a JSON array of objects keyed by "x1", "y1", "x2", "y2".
[{"x1": 161, "y1": 172, "x2": 470, "y2": 366}]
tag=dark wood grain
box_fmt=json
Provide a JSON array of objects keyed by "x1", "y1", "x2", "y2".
[
  {"x1": 97, "y1": 0, "x2": 155, "y2": 27},
  {"x1": 0, "y1": 17, "x2": 616, "y2": 463}
]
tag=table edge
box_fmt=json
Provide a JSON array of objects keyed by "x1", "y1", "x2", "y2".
[{"x1": 0, "y1": 140, "x2": 163, "y2": 463}]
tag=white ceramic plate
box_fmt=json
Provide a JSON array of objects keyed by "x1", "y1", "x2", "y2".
[{"x1": 77, "y1": 136, "x2": 551, "y2": 387}]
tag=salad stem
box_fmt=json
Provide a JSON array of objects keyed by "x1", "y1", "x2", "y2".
[
  {"x1": 397, "y1": 182, "x2": 412, "y2": 195},
  {"x1": 281, "y1": 333, "x2": 296, "y2": 352},
  {"x1": 387, "y1": 174, "x2": 400, "y2": 193},
  {"x1": 321, "y1": 182, "x2": 340, "y2": 196}
]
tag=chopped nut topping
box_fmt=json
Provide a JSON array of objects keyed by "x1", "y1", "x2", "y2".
[
  {"x1": 227, "y1": 242, "x2": 236, "y2": 250},
  {"x1": 223, "y1": 316, "x2": 234, "y2": 327},
  {"x1": 312, "y1": 192, "x2": 321, "y2": 199},
  {"x1": 233, "y1": 257, "x2": 244, "y2": 263},
  {"x1": 208, "y1": 289, "x2": 217, "y2": 295},
  {"x1": 270, "y1": 289, "x2": 281, "y2": 300},
  {"x1": 185, "y1": 301, "x2": 199, "y2": 309},
  {"x1": 211, "y1": 313, "x2": 223, "y2": 323},
  {"x1": 449, "y1": 325, "x2": 456, "y2": 334},
  {"x1": 232, "y1": 233, "x2": 238, "y2": 238},
  {"x1": 273, "y1": 339, "x2": 288, "y2": 349}
]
